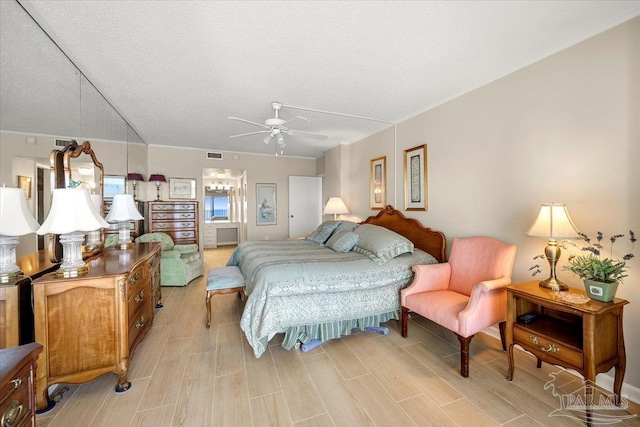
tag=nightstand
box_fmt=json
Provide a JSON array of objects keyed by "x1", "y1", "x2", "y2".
[{"x1": 505, "y1": 281, "x2": 628, "y2": 405}]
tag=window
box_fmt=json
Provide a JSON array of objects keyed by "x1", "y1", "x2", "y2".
[{"x1": 205, "y1": 189, "x2": 229, "y2": 221}]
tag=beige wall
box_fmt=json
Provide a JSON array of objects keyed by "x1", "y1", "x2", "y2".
[
  {"x1": 147, "y1": 145, "x2": 317, "y2": 245},
  {"x1": 330, "y1": 17, "x2": 640, "y2": 393}
]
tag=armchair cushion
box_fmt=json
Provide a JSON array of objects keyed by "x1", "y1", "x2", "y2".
[
  {"x1": 174, "y1": 243, "x2": 199, "y2": 254},
  {"x1": 135, "y1": 232, "x2": 175, "y2": 251}
]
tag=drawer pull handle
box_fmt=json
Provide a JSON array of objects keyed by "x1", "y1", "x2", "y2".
[
  {"x1": 135, "y1": 290, "x2": 145, "y2": 303},
  {"x1": 181, "y1": 222, "x2": 191, "y2": 226},
  {"x1": 540, "y1": 344, "x2": 560, "y2": 353},
  {"x1": 529, "y1": 335, "x2": 560, "y2": 353},
  {"x1": 2, "y1": 400, "x2": 23, "y2": 427},
  {"x1": 9, "y1": 378, "x2": 21, "y2": 389},
  {"x1": 136, "y1": 314, "x2": 146, "y2": 329},
  {"x1": 130, "y1": 271, "x2": 141, "y2": 284},
  {"x1": 158, "y1": 214, "x2": 167, "y2": 218},
  {"x1": 158, "y1": 223, "x2": 168, "y2": 228},
  {"x1": 181, "y1": 214, "x2": 190, "y2": 218}
]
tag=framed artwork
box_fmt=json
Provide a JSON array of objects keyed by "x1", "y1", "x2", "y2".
[
  {"x1": 18, "y1": 175, "x2": 32, "y2": 199},
  {"x1": 403, "y1": 144, "x2": 428, "y2": 211},
  {"x1": 103, "y1": 175, "x2": 125, "y2": 199},
  {"x1": 256, "y1": 183, "x2": 276, "y2": 226},
  {"x1": 370, "y1": 156, "x2": 386, "y2": 210},
  {"x1": 169, "y1": 177, "x2": 196, "y2": 199}
]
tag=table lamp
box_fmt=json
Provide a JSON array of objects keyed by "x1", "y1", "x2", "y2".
[
  {"x1": 105, "y1": 194, "x2": 144, "y2": 249},
  {"x1": 526, "y1": 203, "x2": 580, "y2": 290},
  {"x1": 126, "y1": 173, "x2": 145, "y2": 201},
  {"x1": 0, "y1": 187, "x2": 40, "y2": 282},
  {"x1": 85, "y1": 194, "x2": 104, "y2": 251},
  {"x1": 323, "y1": 197, "x2": 349, "y2": 220},
  {"x1": 37, "y1": 189, "x2": 110, "y2": 278},
  {"x1": 148, "y1": 174, "x2": 166, "y2": 201}
]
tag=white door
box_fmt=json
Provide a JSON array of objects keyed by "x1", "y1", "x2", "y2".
[{"x1": 288, "y1": 176, "x2": 322, "y2": 238}]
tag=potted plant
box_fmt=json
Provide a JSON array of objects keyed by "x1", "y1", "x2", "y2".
[{"x1": 562, "y1": 230, "x2": 635, "y2": 302}]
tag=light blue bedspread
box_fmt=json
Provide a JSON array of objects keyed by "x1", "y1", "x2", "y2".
[{"x1": 227, "y1": 239, "x2": 437, "y2": 357}]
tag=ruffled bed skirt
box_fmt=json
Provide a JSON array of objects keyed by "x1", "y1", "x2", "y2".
[{"x1": 281, "y1": 310, "x2": 400, "y2": 350}]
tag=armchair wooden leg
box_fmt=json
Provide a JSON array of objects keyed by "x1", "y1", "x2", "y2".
[
  {"x1": 499, "y1": 321, "x2": 507, "y2": 351},
  {"x1": 401, "y1": 306, "x2": 409, "y2": 338},
  {"x1": 456, "y1": 334, "x2": 474, "y2": 378}
]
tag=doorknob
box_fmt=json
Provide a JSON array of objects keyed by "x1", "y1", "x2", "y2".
[{"x1": 290, "y1": 215, "x2": 294, "y2": 218}]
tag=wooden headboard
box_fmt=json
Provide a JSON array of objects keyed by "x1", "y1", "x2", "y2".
[{"x1": 362, "y1": 205, "x2": 446, "y2": 263}]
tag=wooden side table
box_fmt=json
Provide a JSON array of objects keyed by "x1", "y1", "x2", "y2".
[{"x1": 505, "y1": 281, "x2": 628, "y2": 406}]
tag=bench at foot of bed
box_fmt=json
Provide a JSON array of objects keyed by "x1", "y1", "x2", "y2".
[{"x1": 205, "y1": 266, "x2": 246, "y2": 328}]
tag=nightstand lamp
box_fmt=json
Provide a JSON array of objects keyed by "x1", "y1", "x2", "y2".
[
  {"x1": 37, "y1": 189, "x2": 110, "y2": 278},
  {"x1": 126, "y1": 173, "x2": 145, "y2": 201},
  {"x1": 0, "y1": 187, "x2": 40, "y2": 282},
  {"x1": 323, "y1": 197, "x2": 349, "y2": 220},
  {"x1": 526, "y1": 203, "x2": 580, "y2": 291},
  {"x1": 148, "y1": 174, "x2": 166, "y2": 201},
  {"x1": 105, "y1": 194, "x2": 144, "y2": 250}
]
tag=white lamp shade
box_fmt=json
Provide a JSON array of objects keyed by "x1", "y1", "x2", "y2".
[
  {"x1": 323, "y1": 197, "x2": 349, "y2": 215},
  {"x1": 0, "y1": 187, "x2": 40, "y2": 236},
  {"x1": 38, "y1": 189, "x2": 110, "y2": 235},
  {"x1": 526, "y1": 203, "x2": 580, "y2": 239},
  {"x1": 105, "y1": 194, "x2": 144, "y2": 222}
]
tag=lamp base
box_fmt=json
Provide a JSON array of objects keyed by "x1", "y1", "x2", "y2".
[
  {"x1": 0, "y1": 270, "x2": 20, "y2": 284},
  {"x1": 538, "y1": 277, "x2": 569, "y2": 291},
  {"x1": 115, "y1": 242, "x2": 134, "y2": 250},
  {"x1": 57, "y1": 265, "x2": 89, "y2": 278}
]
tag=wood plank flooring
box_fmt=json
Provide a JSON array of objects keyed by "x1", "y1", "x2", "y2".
[{"x1": 36, "y1": 246, "x2": 640, "y2": 426}]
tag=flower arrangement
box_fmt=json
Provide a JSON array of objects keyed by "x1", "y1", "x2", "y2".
[
  {"x1": 562, "y1": 231, "x2": 635, "y2": 283},
  {"x1": 530, "y1": 230, "x2": 635, "y2": 284}
]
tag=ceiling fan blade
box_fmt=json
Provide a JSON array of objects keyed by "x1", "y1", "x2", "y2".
[
  {"x1": 282, "y1": 116, "x2": 310, "y2": 125},
  {"x1": 287, "y1": 129, "x2": 328, "y2": 141},
  {"x1": 230, "y1": 130, "x2": 269, "y2": 138},
  {"x1": 228, "y1": 116, "x2": 270, "y2": 129}
]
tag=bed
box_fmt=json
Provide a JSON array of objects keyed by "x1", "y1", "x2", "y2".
[{"x1": 228, "y1": 205, "x2": 446, "y2": 357}]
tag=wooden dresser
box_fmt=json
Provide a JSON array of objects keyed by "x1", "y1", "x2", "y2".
[
  {"x1": 0, "y1": 343, "x2": 42, "y2": 427},
  {"x1": 31, "y1": 243, "x2": 160, "y2": 412},
  {"x1": 148, "y1": 201, "x2": 199, "y2": 245},
  {"x1": 103, "y1": 200, "x2": 146, "y2": 239}
]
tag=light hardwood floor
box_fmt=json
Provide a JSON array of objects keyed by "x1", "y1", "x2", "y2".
[{"x1": 36, "y1": 246, "x2": 640, "y2": 426}]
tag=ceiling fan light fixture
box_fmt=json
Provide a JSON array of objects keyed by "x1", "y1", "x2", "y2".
[{"x1": 263, "y1": 135, "x2": 272, "y2": 144}]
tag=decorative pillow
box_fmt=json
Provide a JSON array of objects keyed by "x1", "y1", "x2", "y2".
[
  {"x1": 325, "y1": 230, "x2": 359, "y2": 253},
  {"x1": 306, "y1": 221, "x2": 342, "y2": 245},
  {"x1": 331, "y1": 220, "x2": 359, "y2": 235},
  {"x1": 352, "y1": 224, "x2": 414, "y2": 265}
]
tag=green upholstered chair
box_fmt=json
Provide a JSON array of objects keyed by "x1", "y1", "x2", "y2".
[{"x1": 135, "y1": 232, "x2": 204, "y2": 286}]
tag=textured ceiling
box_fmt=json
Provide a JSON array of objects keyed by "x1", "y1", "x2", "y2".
[{"x1": 5, "y1": 1, "x2": 640, "y2": 158}]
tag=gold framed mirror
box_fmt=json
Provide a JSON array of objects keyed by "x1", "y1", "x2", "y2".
[{"x1": 48, "y1": 140, "x2": 104, "y2": 262}]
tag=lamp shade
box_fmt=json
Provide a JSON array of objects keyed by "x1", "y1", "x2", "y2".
[
  {"x1": 323, "y1": 197, "x2": 349, "y2": 215},
  {"x1": 38, "y1": 189, "x2": 109, "y2": 235},
  {"x1": 0, "y1": 187, "x2": 39, "y2": 236},
  {"x1": 148, "y1": 174, "x2": 166, "y2": 183},
  {"x1": 526, "y1": 203, "x2": 579, "y2": 239},
  {"x1": 105, "y1": 194, "x2": 144, "y2": 222},
  {"x1": 126, "y1": 173, "x2": 144, "y2": 182}
]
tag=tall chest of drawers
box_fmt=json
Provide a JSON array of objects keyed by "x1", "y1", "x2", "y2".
[
  {"x1": 148, "y1": 201, "x2": 199, "y2": 245},
  {"x1": 31, "y1": 243, "x2": 160, "y2": 412}
]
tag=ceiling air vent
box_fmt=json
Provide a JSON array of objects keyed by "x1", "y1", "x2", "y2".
[
  {"x1": 206, "y1": 152, "x2": 223, "y2": 160},
  {"x1": 54, "y1": 139, "x2": 72, "y2": 147}
]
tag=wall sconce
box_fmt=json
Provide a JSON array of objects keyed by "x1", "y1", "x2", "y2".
[
  {"x1": 526, "y1": 203, "x2": 580, "y2": 290},
  {"x1": 0, "y1": 187, "x2": 40, "y2": 282},
  {"x1": 105, "y1": 194, "x2": 144, "y2": 250},
  {"x1": 37, "y1": 189, "x2": 110, "y2": 278},
  {"x1": 323, "y1": 197, "x2": 349, "y2": 220},
  {"x1": 148, "y1": 174, "x2": 166, "y2": 201},
  {"x1": 126, "y1": 173, "x2": 145, "y2": 201}
]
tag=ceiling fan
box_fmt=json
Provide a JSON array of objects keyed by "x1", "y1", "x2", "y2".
[{"x1": 228, "y1": 102, "x2": 328, "y2": 150}]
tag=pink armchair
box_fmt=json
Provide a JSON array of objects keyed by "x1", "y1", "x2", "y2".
[{"x1": 401, "y1": 236, "x2": 517, "y2": 377}]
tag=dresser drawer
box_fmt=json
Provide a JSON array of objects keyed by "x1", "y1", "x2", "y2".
[
  {"x1": 128, "y1": 300, "x2": 153, "y2": 351},
  {"x1": 151, "y1": 203, "x2": 195, "y2": 212},
  {"x1": 151, "y1": 221, "x2": 196, "y2": 231},
  {"x1": 127, "y1": 282, "x2": 150, "y2": 320},
  {"x1": 514, "y1": 325, "x2": 583, "y2": 368},
  {"x1": 127, "y1": 265, "x2": 147, "y2": 297},
  {"x1": 169, "y1": 230, "x2": 196, "y2": 240},
  {"x1": 0, "y1": 363, "x2": 33, "y2": 427},
  {"x1": 151, "y1": 212, "x2": 196, "y2": 221}
]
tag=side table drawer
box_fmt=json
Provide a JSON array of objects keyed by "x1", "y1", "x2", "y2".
[{"x1": 514, "y1": 325, "x2": 583, "y2": 368}]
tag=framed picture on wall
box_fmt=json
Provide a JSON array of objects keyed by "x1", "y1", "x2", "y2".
[
  {"x1": 169, "y1": 178, "x2": 196, "y2": 199},
  {"x1": 370, "y1": 156, "x2": 386, "y2": 210},
  {"x1": 403, "y1": 144, "x2": 428, "y2": 211},
  {"x1": 256, "y1": 183, "x2": 276, "y2": 226}
]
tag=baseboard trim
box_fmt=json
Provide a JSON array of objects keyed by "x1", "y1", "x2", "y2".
[{"x1": 482, "y1": 325, "x2": 640, "y2": 405}]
